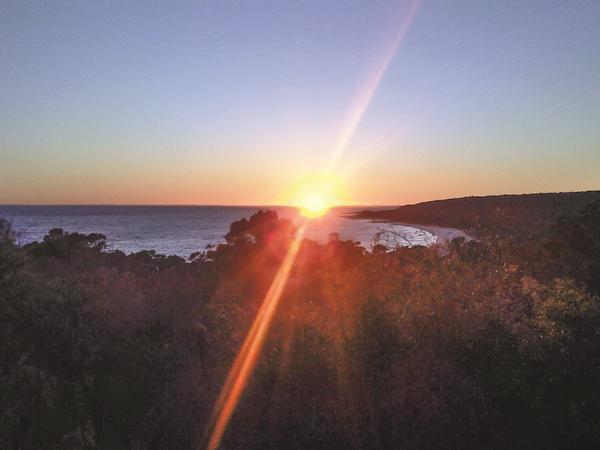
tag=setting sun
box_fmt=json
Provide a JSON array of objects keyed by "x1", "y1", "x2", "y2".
[
  {"x1": 299, "y1": 193, "x2": 330, "y2": 217},
  {"x1": 290, "y1": 175, "x2": 343, "y2": 218}
]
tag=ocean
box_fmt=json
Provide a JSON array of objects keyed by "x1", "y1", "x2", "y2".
[{"x1": 0, "y1": 205, "x2": 436, "y2": 258}]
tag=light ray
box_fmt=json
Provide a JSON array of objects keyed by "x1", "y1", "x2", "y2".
[
  {"x1": 326, "y1": 0, "x2": 421, "y2": 173},
  {"x1": 204, "y1": 223, "x2": 307, "y2": 450},
  {"x1": 204, "y1": 4, "x2": 422, "y2": 447},
  {"x1": 337, "y1": 124, "x2": 415, "y2": 179}
]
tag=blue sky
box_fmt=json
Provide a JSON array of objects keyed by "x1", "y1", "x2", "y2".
[{"x1": 1, "y1": 0, "x2": 599, "y2": 204}]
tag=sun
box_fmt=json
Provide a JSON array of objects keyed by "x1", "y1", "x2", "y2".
[
  {"x1": 300, "y1": 192, "x2": 330, "y2": 218},
  {"x1": 291, "y1": 175, "x2": 342, "y2": 218}
]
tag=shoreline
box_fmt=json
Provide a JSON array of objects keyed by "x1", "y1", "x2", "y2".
[{"x1": 369, "y1": 220, "x2": 472, "y2": 244}]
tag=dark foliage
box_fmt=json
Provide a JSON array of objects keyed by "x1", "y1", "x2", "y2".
[
  {"x1": 1, "y1": 204, "x2": 600, "y2": 449},
  {"x1": 351, "y1": 190, "x2": 600, "y2": 237}
]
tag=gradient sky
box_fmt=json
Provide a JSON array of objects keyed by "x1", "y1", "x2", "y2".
[{"x1": 1, "y1": 0, "x2": 599, "y2": 205}]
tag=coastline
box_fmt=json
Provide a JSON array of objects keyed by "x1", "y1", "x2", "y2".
[{"x1": 370, "y1": 220, "x2": 472, "y2": 245}]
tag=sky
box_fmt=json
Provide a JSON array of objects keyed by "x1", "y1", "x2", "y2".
[{"x1": 1, "y1": 0, "x2": 599, "y2": 205}]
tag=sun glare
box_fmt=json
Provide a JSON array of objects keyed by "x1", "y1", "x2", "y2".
[
  {"x1": 300, "y1": 193, "x2": 329, "y2": 218},
  {"x1": 292, "y1": 175, "x2": 341, "y2": 218}
]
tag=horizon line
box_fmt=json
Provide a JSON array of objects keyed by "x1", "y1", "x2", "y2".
[
  {"x1": 1, "y1": 189, "x2": 600, "y2": 209},
  {"x1": 0, "y1": 203, "x2": 397, "y2": 208}
]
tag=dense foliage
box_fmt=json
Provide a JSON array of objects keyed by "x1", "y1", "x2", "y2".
[
  {"x1": 352, "y1": 190, "x2": 600, "y2": 236},
  {"x1": 1, "y1": 202, "x2": 600, "y2": 449}
]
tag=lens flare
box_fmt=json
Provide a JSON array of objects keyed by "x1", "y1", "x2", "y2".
[
  {"x1": 204, "y1": 3, "x2": 422, "y2": 447},
  {"x1": 204, "y1": 224, "x2": 306, "y2": 450},
  {"x1": 326, "y1": 0, "x2": 421, "y2": 173}
]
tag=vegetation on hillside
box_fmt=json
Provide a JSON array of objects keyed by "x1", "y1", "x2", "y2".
[
  {"x1": 1, "y1": 201, "x2": 600, "y2": 449},
  {"x1": 351, "y1": 190, "x2": 600, "y2": 237}
]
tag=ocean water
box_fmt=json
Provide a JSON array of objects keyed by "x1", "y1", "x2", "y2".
[{"x1": 0, "y1": 205, "x2": 436, "y2": 258}]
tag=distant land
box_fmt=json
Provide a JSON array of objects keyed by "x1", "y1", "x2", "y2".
[{"x1": 350, "y1": 191, "x2": 600, "y2": 237}]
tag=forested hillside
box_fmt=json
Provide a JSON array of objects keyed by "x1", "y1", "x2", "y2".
[
  {"x1": 351, "y1": 191, "x2": 600, "y2": 236},
  {"x1": 1, "y1": 204, "x2": 600, "y2": 449}
]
